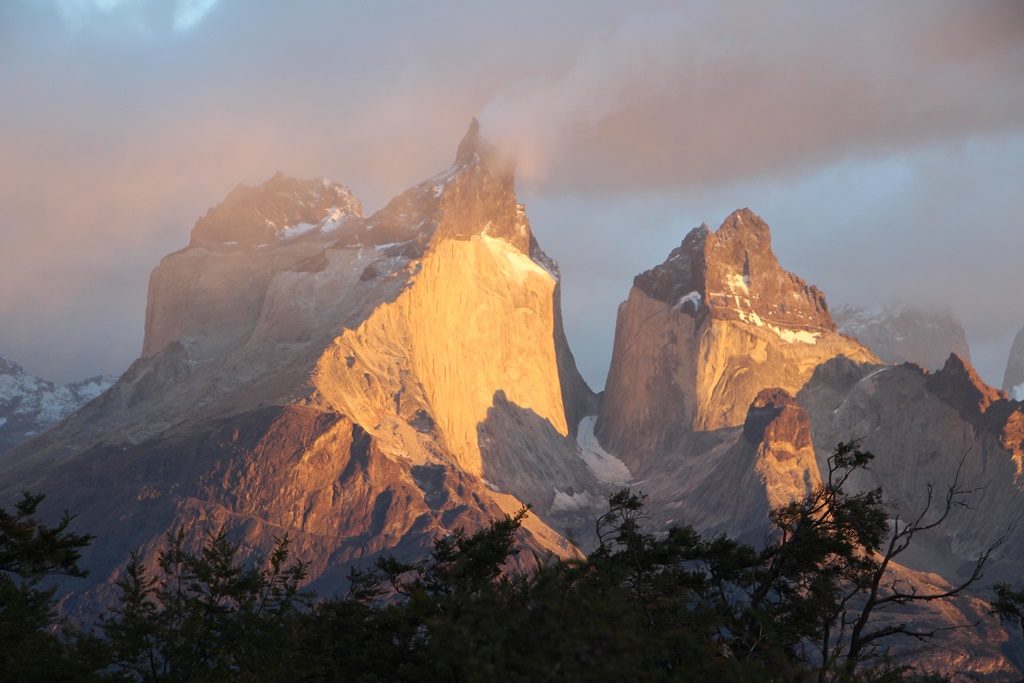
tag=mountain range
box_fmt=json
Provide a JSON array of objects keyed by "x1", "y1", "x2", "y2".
[
  {"x1": 0, "y1": 357, "x2": 115, "y2": 455},
  {"x1": 1, "y1": 121, "x2": 1022, "y2": 678}
]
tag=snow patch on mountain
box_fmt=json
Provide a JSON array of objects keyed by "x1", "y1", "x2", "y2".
[
  {"x1": 576, "y1": 415, "x2": 632, "y2": 485},
  {"x1": 737, "y1": 309, "x2": 820, "y2": 344},
  {"x1": 0, "y1": 358, "x2": 118, "y2": 453},
  {"x1": 551, "y1": 489, "x2": 600, "y2": 513},
  {"x1": 480, "y1": 234, "x2": 553, "y2": 283}
]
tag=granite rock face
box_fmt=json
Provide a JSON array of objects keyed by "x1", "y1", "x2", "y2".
[
  {"x1": 0, "y1": 122, "x2": 598, "y2": 617},
  {"x1": 597, "y1": 209, "x2": 876, "y2": 465},
  {"x1": 4, "y1": 126, "x2": 1023, "y2": 678},
  {"x1": 592, "y1": 213, "x2": 1024, "y2": 678}
]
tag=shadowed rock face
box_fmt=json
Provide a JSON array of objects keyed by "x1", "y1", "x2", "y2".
[
  {"x1": 0, "y1": 121, "x2": 596, "y2": 618},
  {"x1": 615, "y1": 386, "x2": 819, "y2": 548},
  {"x1": 634, "y1": 209, "x2": 834, "y2": 331},
  {"x1": 1003, "y1": 325, "x2": 1024, "y2": 400},
  {"x1": 598, "y1": 209, "x2": 876, "y2": 464},
  {"x1": 797, "y1": 354, "x2": 1024, "y2": 583},
  {"x1": 834, "y1": 304, "x2": 972, "y2": 371}
]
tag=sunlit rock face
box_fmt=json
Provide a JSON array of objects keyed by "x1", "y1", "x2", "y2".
[
  {"x1": 742, "y1": 388, "x2": 820, "y2": 511},
  {"x1": 834, "y1": 304, "x2": 971, "y2": 371},
  {"x1": 1003, "y1": 325, "x2": 1024, "y2": 400},
  {"x1": 0, "y1": 356, "x2": 116, "y2": 454},
  {"x1": 0, "y1": 121, "x2": 599, "y2": 616},
  {"x1": 597, "y1": 209, "x2": 876, "y2": 464}
]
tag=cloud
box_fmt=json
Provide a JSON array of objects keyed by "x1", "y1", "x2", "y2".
[
  {"x1": 46, "y1": 0, "x2": 219, "y2": 33},
  {"x1": 481, "y1": 1, "x2": 1024, "y2": 193},
  {"x1": 0, "y1": 1, "x2": 1020, "y2": 384},
  {"x1": 173, "y1": 0, "x2": 218, "y2": 32}
]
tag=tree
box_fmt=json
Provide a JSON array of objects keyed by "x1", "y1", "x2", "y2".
[
  {"x1": 991, "y1": 583, "x2": 1024, "y2": 640},
  {"x1": 102, "y1": 527, "x2": 309, "y2": 682},
  {"x1": 728, "y1": 442, "x2": 1001, "y2": 680},
  {"x1": 0, "y1": 491, "x2": 99, "y2": 681}
]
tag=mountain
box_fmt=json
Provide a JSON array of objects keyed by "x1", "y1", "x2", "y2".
[
  {"x1": 1003, "y1": 325, "x2": 1024, "y2": 400},
  {"x1": 0, "y1": 356, "x2": 115, "y2": 454},
  {"x1": 833, "y1": 304, "x2": 971, "y2": 371},
  {"x1": 3, "y1": 128, "x2": 1022, "y2": 677},
  {"x1": 0, "y1": 121, "x2": 601, "y2": 614},
  {"x1": 591, "y1": 212, "x2": 1024, "y2": 678},
  {"x1": 596, "y1": 209, "x2": 877, "y2": 469},
  {"x1": 797, "y1": 353, "x2": 1024, "y2": 578}
]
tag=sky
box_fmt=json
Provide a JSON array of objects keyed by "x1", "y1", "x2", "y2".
[{"x1": 0, "y1": 0, "x2": 1022, "y2": 389}]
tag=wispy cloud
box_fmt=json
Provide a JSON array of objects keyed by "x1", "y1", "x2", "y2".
[
  {"x1": 0, "y1": 1, "x2": 1020, "y2": 383},
  {"x1": 48, "y1": 0, "x2": 220, "y2": 33},
  {"x1": 173, "y1": 0, "x2": 218, "y2": 32}
]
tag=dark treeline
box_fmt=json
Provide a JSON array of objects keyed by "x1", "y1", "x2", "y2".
[{"x1": 0, "y1": 442, "x2": 1019, "y2": 682}]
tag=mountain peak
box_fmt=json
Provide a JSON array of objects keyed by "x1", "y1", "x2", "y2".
[
  {"x1": 455, "y1": 118, "x2": 482, "y2": 165},
  {"x1": 189, "y1": 174, "x2": 362, "y2": 248},
  {"x1": 833, "y1": 304, "x2": 971, "y2": 371},
  {"x1": 632, "y1": 210, "x2": 835, "y2": 334},
  {"x1": 719, "y1": 207, "x2": 768, "y2": 234},
  {"x1": 0, "y1": 355, "x2": 24, "y2": 375},
  {"x1": 927, "y1": 352, "x2": 1004, "y2": 415}
]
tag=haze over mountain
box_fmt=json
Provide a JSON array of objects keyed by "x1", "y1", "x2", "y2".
[
  {"x1": 0, "y1": 3, "x2": 1022, "y2": 677},
  {"x1": 833, "y1": 305, "x2": 972, "y2": 372},
  {"x1": 0, "y1": 123, "x2": 605, "y2": 614},
  {"x1": 1004, "y1": 326, "x2": 1024, "y2": 401},
  {"x1": 0, "y1": 1, "x2": 1021, "y2": 390}
]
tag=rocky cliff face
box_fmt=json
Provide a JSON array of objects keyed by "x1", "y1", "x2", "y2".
[
  {"x1": 597, "y1": 209, "x2": 876, "y2": 465},
  {"x1": 0, "y1": 356, "x2": 116, "y2": 454},
  {"x1": 591, "y1": 215, "x2": 1023, "y2": 678},
  {"x1": 834, "y1": 304, "x2": 972, "y2": 371},
  {"x1": 798, "y1": 353, "x2": 1024, "y2": 580},
  {"x1": 607, "y1": 386, "x2": 820, "y2": 547},
  {"x1": 0, "y1": 121, "x2": 599, "y2": 615},
  {"x1": 1003, "y1": 325, "x2": 1024, "y2": 400}
]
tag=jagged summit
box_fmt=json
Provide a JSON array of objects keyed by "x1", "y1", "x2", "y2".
[
  {"x1": 4, "y1": 119, "x2": 596, "y2": 621},
  {"x1": 0, "y1": 355, "x2": 116, "y2": 454},
  {"x1": 927, "y1": 352, "x2": 1006, "y2": 417},
  {"x1": 352, "y1": 118, "x2": 530, "y2": 256},
  {"x1": 635, "y1": 209, "x2": 835, "y2": 336},
  {"x1": 743, "y1": 387, "x2": 809, "y2": 447},
  {"x1": 455, "y1": 117, "x2": 482, "y2": 165},
  {"x1": 598, "y1": 209, "x2": 876, "y2": 446},
  {"x1": 0, "y1": 355, "x2": 23, "y2": 375},
  {"x1": 189, "y1": 173, "x2": 362, "y2": 248}
]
